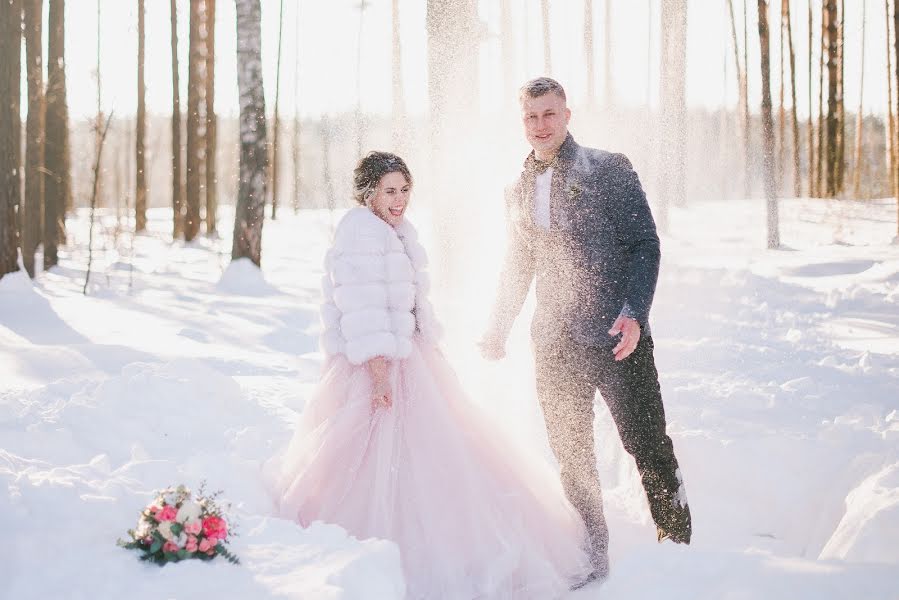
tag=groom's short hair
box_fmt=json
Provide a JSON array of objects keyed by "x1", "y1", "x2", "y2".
[{"x1": 519, "y1": 77, "x2": 567, "y2": 103}]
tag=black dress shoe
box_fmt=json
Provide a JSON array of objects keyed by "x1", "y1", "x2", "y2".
[{"x1": 657, "y1": 524, "x2": 691, "y2": 545}]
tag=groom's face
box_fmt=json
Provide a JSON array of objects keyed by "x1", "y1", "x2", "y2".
[{"x1": 520, "y1": 92, "x2": 571, "y2": 159}]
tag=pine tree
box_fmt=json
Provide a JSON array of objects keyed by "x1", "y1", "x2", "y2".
[
  {"x1": 185, "y1": 0, "x2": 207, "y2": 241},
  {"x1": 758, "y1": 0, "x2": 781, "y2": 247},
  {"x1": 232, "y1": 0, "x2": 268, "y2": 266},
  {"x1": 205, "y1": 0, "x2": 217, "y2": 234},
  {"x1": 170, "y1": 0, "x2": 184, "y2": 237},
  {"x1": 784, "y1": 0, "x2": 801, "y2": 197},
  {"x1": 45, "y1": 0, "x2": 69, "y2": 268},
  {"x1": 0, "y1": 0, "x2": 22, "y2": 278},
  {"x1": 136, "y1": 0, "x2": 148, "y2": 232},
  {"x1": 23, "y1": 0, "x2": 44, "y2": 277}
]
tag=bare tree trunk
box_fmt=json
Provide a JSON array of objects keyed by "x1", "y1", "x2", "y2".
[
  {"x1": 541, "y1": 0, "x2": 551, "y2": 74},
  {"x1": 391, "y1": 0, "x2": 407, "y2": 150},
  {"x1": 808, "y1": 0, "x2": 815, "y2": 197},
  {"x1": 0, "y1": 0, "x2": 22, "y2": 278},
  {"x1": 887, "y1": 0, "x2": 897, "y2": 198},
  {"x1": 95, "y1": 0, "x2": 105, "y2": 212},
  {"x1": 603, "y1": 0, "x2": 613, "y2": 107},
  {"x1": 825, "y1": 0, "x2": 838, "y2": 196},
  {"x1": 778, "y1": 0, "x2": 786, "y2": 194},
  {"x1": 45, "y1": 0, "x2": 68, "y2": 268},
  {"x1": 84, "y1": 114, "x2": 113, "y2": 295},
  {"x1": 136, "y1": 0, "x2": 147, "y2": 232},
  {"x1": 894, "y1": 0, "x2": 899, "y2": 235},
  {"x1": 292, "y1": 0, "x2": 301, "y2": 212},
  {"x1": 185, "y1": 0, "x2": 206, "y2": 241},
  {"x1": 836, "y1": 0, "x2": 845, "y2": 193},
  {"x1": 170, "y1": 0, "x2": 184, "y2": 238},
  {"x1": 233, "y1": 0, "x2": 267, "y2": 266},
  {"x1": 658, "y1": 0, "x2": 688, "y2": 223},
  {"x1": 759, "y1": 0, "x2": 780, "y2": 248},
  {"x1": 728, "y1": 0, "x2": 749, "y2": 198},
  {"x1": 784, "y1": 0, "x2": 801, "y2": 197},
  {"x1": 270, "y1": 0, "x2": 284, "y2": 221},
  {"x1": 584, "y1": 0, "x2": 595, "y2": 107},
  {"x1": 23, "y1": 0, "x2": 44, "y2": 277},
  {"x1": 817, "y1": 0, "x2": 826, "y2": 197},
  {"x1": 205, "y1": 0, "x2": 217, "y2": 234},
  {"x1": 853, "y1": 0, "x2": 866, "y2": 198},
  {"x1": 744, "y1": 0, "x2": 752, "y2": 198}
]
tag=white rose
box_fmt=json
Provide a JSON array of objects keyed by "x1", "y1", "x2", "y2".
[
  {"x1": 157, "y1": 521, "x2": 175, "y2": 541},
  {"x1": 176, "y1": 501, "x2": 203, "y2": 524}
]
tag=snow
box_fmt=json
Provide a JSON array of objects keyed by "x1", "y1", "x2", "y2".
[{"x1": 2, "y1": 198, "x2": 898, "y2": 599}]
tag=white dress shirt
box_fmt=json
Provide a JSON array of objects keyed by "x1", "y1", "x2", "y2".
[{"x1": 533, "y1": 167, "x2": 553, "y2": 230}]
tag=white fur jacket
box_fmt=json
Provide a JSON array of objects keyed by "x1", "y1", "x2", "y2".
[{"x1": 320, "y1": 207, "x2": 442, "y2": 365}]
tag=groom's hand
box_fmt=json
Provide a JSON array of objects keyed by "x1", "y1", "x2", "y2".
[
  {"x1": 609, "y1": 315, "x2": 640, "y2": 361},
  {"x1": 478, "y1": 336, "x2": 506, "y2": 361}
]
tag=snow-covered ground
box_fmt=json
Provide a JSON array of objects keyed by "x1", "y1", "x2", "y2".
[{"x1": 1, "y1": 197, "x2": 897, "y2": 599}]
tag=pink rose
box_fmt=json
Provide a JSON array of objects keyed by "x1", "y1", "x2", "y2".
[
  {"x1": 148, "y1": 505, "x2": 160, "y2": 515},
  {"x1": 185, "y1": 535, "x2": 198, "y2": 553},
  {"x1": 201, "y1": 516, "x2": 227, "y2": 540},
  {"x1": 157, "y1": 505, "x2": 177, "y2": 522},
  {"x1": 198, "y1": 538, "x2": 215, "y2": 553},
  {"x1": 184, "y1": 521, "x2": 202, "y2": 536},
  {"x1": 162, "y1": 541, "x2": 179, "y2": 553}
]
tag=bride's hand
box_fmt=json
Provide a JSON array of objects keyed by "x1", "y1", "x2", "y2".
[
  {"x1": 366, "y1": 356, "x2": 392, "y2": 410},
  {"x1": 371, "y1": 378, "x2": 392, "y2": 410}
]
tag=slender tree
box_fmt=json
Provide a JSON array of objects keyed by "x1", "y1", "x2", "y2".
[
  {"x1": 744, "y1": 0, "x2": 751, "y2": 198},
  {"x1": 541, "y1": 0, "x2": 552, "y2": 74},
  {"x1": 45, "y1": 0, "x2": 69, "y2": 268},
  {"x1": 170, "y1": 0, "x2": 184, "y2": 237},
  {"x1": 95, "y1": 0, "x2": 105, "y2": 211},
  {"x1": 808, "y1": 0, "x2": 815, "y2": 196},
  {"x1": 233, "y1": 0, "x2": 268, "y2": 266},
  {"x1": 759, "y1": 0, "x2": 780, "y2": 247},
  {"x1": 778, "y1": 0, "x2": 786, "y2": 193},
  {"x1": 658, "y1": 0, "x2": 688, "y2": 223},
  {"x1": 887, "y1": 0, "x2": 897, "y2": 197},
  {"x1": 0, "y1": 0, "x2": 22, "y2": 278},
  {"x1": 825, "y1": 0, "x2": 838, "y2": 196},
  {"x1": 816, "y1": 0, "x2": 826, "y2": 196},
  {"x1": 23, "y1": 0, "x2": 44, "y2": 277},
  {"x1": 136, "y1": 0, "x2": 148, "y2": 232},
  {"x1": 894, "y1": 0, "x2": 899, "y2": 233},
  {"x1": 292, "y1": 0, "x2": 301, "y2": 212},
  {"x1": 270, "y1": 0, "x2": 284, "y2": 220},
  {"x1": 852, "y1": 0, "x2": 867, "y2": 197},
  {"x1": 185, "y1": 0, "x2": 206, "y2": 241},
  {"x1": 206, "y1": 0, "x2": 217, "y2": 234},
  {"x1": 391, "y1": 0, "x2": 407, "y2": 150},
  {"x1": 728, "y1": 0, "x2": 749, "y2": 197},
  {"x1": 836, "y1": 0, "x2": 846, "y2": 193},
  {"x1": 784, "y1": 0, "x2": 801, "y2": 197},
  {"x1": 603, "y1": 0, "x2": 613, "y2": 106},
  {"x1": 583, "y1": 0, "x2": 595, "y2": 107}
]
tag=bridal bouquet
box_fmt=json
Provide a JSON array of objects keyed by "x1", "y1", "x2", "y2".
[{"x1": 118, "y1": 484, "x2": 240, "y2": 565}]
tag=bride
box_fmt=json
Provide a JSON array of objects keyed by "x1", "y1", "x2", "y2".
[{"x1": 271, "y1": 151, "x2": 596, "y2": 599}]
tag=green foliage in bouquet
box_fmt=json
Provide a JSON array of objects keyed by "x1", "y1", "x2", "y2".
[{"x1": 118, "y1": 483, "x2": 240, "y2": 565}]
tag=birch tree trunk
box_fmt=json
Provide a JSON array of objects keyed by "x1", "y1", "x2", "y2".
[{"x1": 759, "y1": 0, "x2": 781, "y2": 247}]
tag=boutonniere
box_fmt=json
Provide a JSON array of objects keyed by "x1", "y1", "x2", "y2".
[{"x1": 567, "y1": 184, "x2": 582, "y2": 202}]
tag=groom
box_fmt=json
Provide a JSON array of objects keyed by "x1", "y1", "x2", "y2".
[{"x1": 480, "y1": 77, "x2": 692, "y2": 582}]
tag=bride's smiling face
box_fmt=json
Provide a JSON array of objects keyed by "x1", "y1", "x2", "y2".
[{"x1": 368, "y1": 172, "x2": 412, "y2": 227}]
